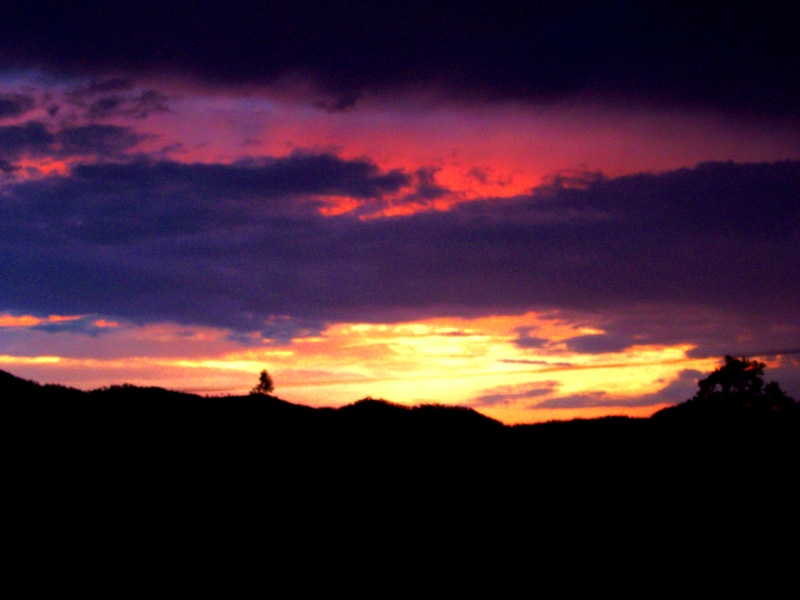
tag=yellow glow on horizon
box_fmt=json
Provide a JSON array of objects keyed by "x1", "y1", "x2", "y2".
[
  {"x1": 0, "y1": 355, "x2": 61, "y2": 364},
  {"x1": 0, "y1": 313, "x2": 726, "y2": 424},
  {"x1": 172, "y1": 354, "x2": 293, "y2": 372},
  {"x1": 487, "y1": 403, "x2": 671, "y2": 424}
]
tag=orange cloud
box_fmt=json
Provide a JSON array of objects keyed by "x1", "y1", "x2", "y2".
[
  {"x1": 0, "y1": 315, "x2": 43, "y2": 327},
  {"x1": 0, "y1": 314, "x2": 84, "y2": 327}
]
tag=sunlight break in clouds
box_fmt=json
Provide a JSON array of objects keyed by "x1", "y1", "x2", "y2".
[{"x1": 0, "y1": 310, "x2": 761, "y2": 424}]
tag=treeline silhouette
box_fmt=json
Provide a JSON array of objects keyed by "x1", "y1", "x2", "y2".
[
  {"x1": 5, "y1": 358, "x2": 796, "y2": 573},
  {"x1": 5, "y1": 357, "x2": 796, "y2": 470}
]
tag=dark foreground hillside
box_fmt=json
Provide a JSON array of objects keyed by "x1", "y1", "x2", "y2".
[
  {"x1": 5, "y1": 367, "x2": 796, "y2": 474},
  {"x1": 4, "y1": 365, "x2": 797, "y2": 585}
]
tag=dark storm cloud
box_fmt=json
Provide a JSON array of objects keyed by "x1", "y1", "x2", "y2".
[
  {"x1": 56, "y1": 124, "x2": 143, "y2": 156},
  {"x1": 84, "y1": 90, "x2": 170, "y2": 120},
  {"x1": 31, "y1": 316, "x2": 110, "y2": 337},
  {"x1": 255, "y1": 316, "x2": 328, "y2": 346},
  {"x1": 351, "y1": 167, "x2": 452, "y2": 218},
  {"x1": 0, "y1": 154, "x2": 412, "y2": 244},
  {"x1": 410, "y1": 168, "x2": 449, "y2": 201},
  {"x1": 87, "y1": 79, "x2": 135, "y2": 94},
  {"x1": 0, "y1": 93, "x2": 35, "y2": 119},
  {"x1": 0, "y1": 121, "x2": 142, "y2": 163},
  {"x1": 0, "y1": 159, "x2": 19, "y2": 173},
  {"x1": 1, "y1": 158, "x2": 798, "y2": 350},
  {"x1": 558, "y1": 310, "x2": 800, "y2": 361},
  {"x1": 313, "y1": 91, "x2": 362, "y2": 113},
  {"x1": 0, "y1": 121, "x2": 52, "y2": 158},
  {"x1": 1, "y1": 3, "x2": 797, "y2": 118},
  {"x1": 41, "y1": 77, "x2": 170, "y2": 120}
]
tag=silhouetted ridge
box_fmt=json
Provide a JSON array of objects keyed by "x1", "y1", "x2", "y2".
[
  {"x1": 5, "y1": 358, "x2": 797, "y2": 560},
  {"x1": 1, "y1": 368, "x2": 86, "y2": 399},
  {"x1": 89, "y1": 383, "x2": 203, "y2": 401},
  {"x1": 1, "y1": 369, "x2": 40, "y2": 393},
  {"x1": 334, "y1": 397, "x2": 504, "y2": 434},
  {"x1": 338, "y1": 397, "x2": 410, "y2": 416},
  {"x1": 3, "y1": 364, "x2": 796, "y2": 452}
]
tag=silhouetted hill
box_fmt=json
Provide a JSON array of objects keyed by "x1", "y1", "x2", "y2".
[
  {"x1": 333, "y1": 398, "x2": 503, "y2": 434},
  {"x1": 88, "y1": 383, "x2": 203, "y2": 401},
  {"x1": 4, "y1": 367, "x2": 795, "y2": 443},
  {"x1": 1, "y1": 368, "x2": 39, "y2": 394},
  {"x1": 3, "y1": 366, "x2": 796, "y2": 477},
  {"x1": 651, "y1": 393, "x2": 799, "y2": 424},
  {"x1": 1, "y1": 369, "x2": 86, "y2": 399},
  {"x1": 5, "y1": 365, "x2": 797, "y2": 556}
]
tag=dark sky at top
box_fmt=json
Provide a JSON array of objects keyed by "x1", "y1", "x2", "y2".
[{"x1": 2, "y1": 1, "x2": 798, "y2": 118}]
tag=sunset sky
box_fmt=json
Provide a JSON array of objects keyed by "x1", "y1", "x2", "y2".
[{"x1": 1, "y1": 3, "x2": 798, "y2": 423}]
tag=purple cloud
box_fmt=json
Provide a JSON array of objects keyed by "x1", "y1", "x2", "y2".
[
  {"x1": 1, "y1": 159, "x2": 798, "y2": 365},
  {"x1": 469, "y1": 382, "x2": 560, "y2": 408},
  {"x1": 0, "y1": 121, "x2": 143, "y2": 166},
  {"x1": 0, "y1": 93, "x2": 35, "y2": 120}
]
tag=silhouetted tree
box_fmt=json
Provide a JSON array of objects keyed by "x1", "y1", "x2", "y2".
[
  {"x1": 249, "y1": 369, "x2": 274, "y2": 395},
  {"x1": 692, "y1": 355, "x2": 794, "y2": 411}
]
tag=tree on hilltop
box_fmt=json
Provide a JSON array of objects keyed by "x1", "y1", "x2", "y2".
[
  {"x1": 250, "y1": 369, "x2": 274, "y2": 396},
  {"x1": 652, "y1": 355, "x2": 796, "y2": 422},
  {"x1": 693, "y1": 355, "x2": 794, "y2": 411}
]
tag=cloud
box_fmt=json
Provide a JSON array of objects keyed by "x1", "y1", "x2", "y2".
[
  {"x1": 1, "y1": 159, "x2": 798, "y2": 351},
  {"x1": 553, "y1": 305, "x2": 800, "y2": 361},
  {"x1": 0, "y1": 152, "x2": 417, "y2": 332},
  {"x1": 350, "y1": 167, "x2": 453, "y2": 218},
  {"x1": 0, "y1": 93, "x2": 35, "y2": 119},
  {"x1": 85, "y1": 89, "x2": 171, "y2": 120},
  {"x1": 0, "y1": 121, "x2": 143, "y2": 163},
  {"x1": 1, "y1": 152, "x2": 413, "y2": 242},
  {"x1": 469, "y1": 381, "x2": 559, "y2": 407},
  {"x1": 562, "y1": 333, "x2": 637, "y2": 354},
  {"x1": 30, "y1": 316, "x2": 112, "y2": 337},
  {"x1": 0, "y1": 159, "x2": 18, "y2": 173},
  {"x1": 312, "y1": 90, "x2": 362, "y2": 113},
  {"x1": 625, "y1": 369, "x2": 704, "y2": 407},
  {"x1": 529, "y1": 392, "x2": 611, "y2": 410},
  {"x1": 86, "y1": 79, "x2": 135, "y2": 94},
  {"x1": 42, "y1": 78, "x2": 170, "y2": 120},
  {"x1": 56, "y1": 124, "x2": 143, "y2": 157},
  {"x1": 512, "y1": 327, "x2": 550, "y2": 349},
  {"x1": 226, "y1": 315, "x2": 328, "y2": 347},
  {"x1": 499, "y1": 359, "x2": 573, "y2": 367},
  {"x1": 528, "y1": 369, "x2": 706, "y2": 409},
  {"x1": 0, "y1": 121, "x2": 52, "y2": 159},
  {"x1": 1, "y1": 4, "x2": 797, "y2": 117}
]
